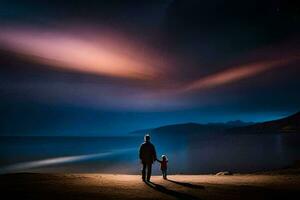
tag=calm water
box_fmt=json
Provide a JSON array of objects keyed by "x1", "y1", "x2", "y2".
[{"x1": 0, "y1": 134, "x2": 300, "y2": 174}]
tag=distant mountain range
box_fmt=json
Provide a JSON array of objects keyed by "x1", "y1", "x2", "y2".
[
  {"x1": 130, "y1": 112, "x2": 300, "y2": 136},
  {"x1": 230, "y1": 111, "x2": 300, "y2": 134},
  {"x1": 130, "y1": 120, "x2": 254, "y2": 136}
]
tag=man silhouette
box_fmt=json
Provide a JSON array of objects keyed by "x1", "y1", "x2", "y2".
[{"x1": 139, "y1": 134, "x2": 157, "y2": 181}]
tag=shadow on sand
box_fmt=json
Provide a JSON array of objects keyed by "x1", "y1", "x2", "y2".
[
  {"x1": 167, "y1": 179, "x2": 205, "y2": 189},
  {"x1": 145, "y1": 181, "x2": 202, "y2": 200}
]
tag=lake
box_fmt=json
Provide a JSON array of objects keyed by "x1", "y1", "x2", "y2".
[{"x1": 0, "y1": 133, "x2": 300, "y2": 174}]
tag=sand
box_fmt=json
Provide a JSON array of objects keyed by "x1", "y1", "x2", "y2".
[{"x1": 0, "y1": 173, "x2": 299, "y2": 200}]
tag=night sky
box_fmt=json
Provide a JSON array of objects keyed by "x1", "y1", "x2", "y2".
[{"x1": 0, "y1": 0, "x2": 300, "y2": 136}]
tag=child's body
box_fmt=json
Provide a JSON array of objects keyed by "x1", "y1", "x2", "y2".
[{"x1": 157, "y1": 155, "x2": 168, "y2": 179}]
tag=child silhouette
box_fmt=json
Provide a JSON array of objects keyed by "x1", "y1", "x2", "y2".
[{"x1": 157, "y1": 155, "x2": 168, "y2": 179}]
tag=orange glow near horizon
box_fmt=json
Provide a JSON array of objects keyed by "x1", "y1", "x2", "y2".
[{"x1": 0, "y1": 27, "x2": 160, "y2": 79}]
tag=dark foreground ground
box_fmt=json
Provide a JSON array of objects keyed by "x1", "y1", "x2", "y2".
[{"x1": 1, "y1": 169, "x2": 300, "y2": 200}]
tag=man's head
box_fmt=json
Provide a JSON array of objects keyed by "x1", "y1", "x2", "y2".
[{"x1": 144, "y1": 134, "x2": 150, "y2": 142}]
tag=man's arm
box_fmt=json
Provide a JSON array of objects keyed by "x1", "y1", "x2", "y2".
[
  {"x1": 152, "y1": 145, "x2": 157, "y2": 161},
  {"x1": 139, "y1": 145, "x2": 143, "y2": 160}
]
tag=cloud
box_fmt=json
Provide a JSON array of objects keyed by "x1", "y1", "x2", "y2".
[
  {"x1": 181, "y1": 57, "x2": 300, "y2": 92},
  {"x1": 0, "y1": 26, "x2": 164, "y2": 80},
  {"x1": 0, "y1": 25, "x2": 299, "y2": 110}
]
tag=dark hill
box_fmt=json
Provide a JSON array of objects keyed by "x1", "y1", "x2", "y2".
[
  {"x1": 130, "y1": 121, "x2": 253, "y2": 136},
  {"x1": 130, "y1": 112, "x2": 300, "y2": 136},
  {"x1": 230, "y1": 111, "x2": 300, "y2": 134}
]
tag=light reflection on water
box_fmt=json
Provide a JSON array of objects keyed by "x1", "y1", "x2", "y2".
[{"x1": 0, "y1": 148, "x2": 136, "y2": 174}]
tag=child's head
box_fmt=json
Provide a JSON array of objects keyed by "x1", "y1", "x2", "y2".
[{"x1": 162, "y1": 155, "x2": 167, "y2": 161}]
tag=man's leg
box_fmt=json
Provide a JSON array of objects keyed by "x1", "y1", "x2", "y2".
[
  {"x1": 141, "y1": 163, "x2": 146, "y2": 181},
  {"x1": 146, "y1": 164, "x2": 152, "y2": 181}
]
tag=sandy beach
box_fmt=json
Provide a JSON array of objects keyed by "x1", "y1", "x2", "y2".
[{"x1": 1, "y1": 172, "x2": 299, "y2": 200}]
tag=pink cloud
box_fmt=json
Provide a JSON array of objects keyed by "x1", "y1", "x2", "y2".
[
  {"x1": 0, "y1": 26, "x2": 165, "y2": 80},
  {"x1": 181, "y1": 57, "x2": 299, "y2": 92},
  {"x1": 0, "y1": 25, "x2": 299, "y2": 110}
]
